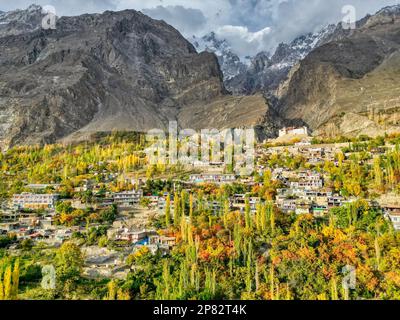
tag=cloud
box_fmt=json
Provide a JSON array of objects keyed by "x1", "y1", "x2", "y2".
[
  {"x1": 0, "y1": 0, "x2": 117, "y2": 16},
  {"x1": 142, "y1": 5, "x2": 206, "y2": 36},
  {"x1": 256, "y1": 0, "x2": 400, "y2": 46},
  {"x1": 216, "y1": 25, "x2": 272, "y2": 57},
  {"x1": 2, "y1": 0, "x2": 400, "y2": 56}
]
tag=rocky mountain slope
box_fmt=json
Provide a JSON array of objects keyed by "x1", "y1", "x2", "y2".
[
  {"x1": 192, "y1": 25, "x2": 336, "y2": 96},
  {"x1": 191, "y1": 32, "x2": 248, "y2": 81},
  {"x1": 0, "y1": 4, "x2": 44, "y2": 37},
  {"x1": 276, "y1": 5, "x2": 400, "y2": 137},
  {"x1": 0, "y1": 6, "x2": 268, "y2": 148},
  {"x1": 225, "y1": 25, "x2": 336, "y2": 96}
]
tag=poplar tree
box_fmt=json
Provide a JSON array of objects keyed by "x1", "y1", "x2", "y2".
[
  {"x1": 244, "y1": 196, "x2": 252, "y2": 229},
  {"x1": 189, "y1": 193, "x2": 194, "y2": 221},
  {"x1": 174, "y1": 192, "x2": 181, "y2": 226},
  {"x1": 3, "y1": 266, "x2": 12, "y2": 300},
  {"x1": 165, "y1": 194, "x2": 171, "y2": 227},
  {"x1": 11, "y1": 259, "x2": 19, "y2": 298}
]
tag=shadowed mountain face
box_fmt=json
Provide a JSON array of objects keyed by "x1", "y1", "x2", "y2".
[
  {"x1": 276, "y1": 6, "x2": 400, "y2": 137},
  {"x1": 0, "y1": 6, "x2": 268, "y2": 147},
  {"x1": 2, "y1": 5, "x2": 400, "y2": 147},
  {"x1": 223, "y1": 25, "x2": 337, "y2": 96}
]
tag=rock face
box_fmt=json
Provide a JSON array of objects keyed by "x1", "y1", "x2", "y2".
[
  {"x1": 191, "y1": 32, "x2": 248, "y2": 81},
  {"x1": 277, "y1": 5, "x2": 400, "y2": 137},
  {"x1": 191, "y1": 6, "x2": 400, "y2": 138},
  {"x1": 224, "y1": 25, "x2": 336, "y2": 96},
  {"x1": 0, "y1": 4, "x2": 44, "y2": 37},
  {"x1": 0, "y1": 6, "x2": 268, "y2": 147}
]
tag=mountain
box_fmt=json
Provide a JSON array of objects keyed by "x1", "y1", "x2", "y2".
[
  {"x1": 0, "y1": 4, "x2": 44, "y2": 37},
  {"x1": 191, "y1": 25, "x2": 336, "y2": 96},
  {"x1": 276, "y1": 5, "x2": 400, "y2": 137},
  {"x1": 225, "y1": 25, "x2": 336, "y2": 95},
  {"x1": 191, "y1": 32, "x2": 248, "y2": 81},
  {"x1": 0, "y1": 6, "x2": 268, "y2": 148}
]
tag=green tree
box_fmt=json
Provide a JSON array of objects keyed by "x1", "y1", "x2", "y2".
[
  {"x1": 165, "y1": 194, "x2": 171, "y2": 227},
  {"x1": 56, "y1": 242, "x2": 84, "y2": 282}
]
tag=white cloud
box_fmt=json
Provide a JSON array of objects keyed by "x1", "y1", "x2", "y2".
[
  {"x1": 142, "y1": 5, "x2": 207, "y2": 36},
  {"x1": 2, "y1": 0, "x2": 400, "y2": 56},
  {"x1": 216, "y1": 25, "x2": 272, "y2": 57}
]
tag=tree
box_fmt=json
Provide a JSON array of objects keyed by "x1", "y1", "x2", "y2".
[
  {"x1": 56, "y1": 242, "x2": 84, "y2": 282},
  {"x1": 19, "y1": 239, "x2": 33, "y2": 251},
  {"x1": 55, "y1": 201, "x2": 73, "y2": 215},
  {"x1": 12, "y1": 260, "x2": 19, "y2": 298},
  {"x1": 189, "y1": 193, "x2": 194, "y2": 221},
  {"x1": 106, "y1": 280, "x2": 117, "y2": 300},
  {"x1": 165, "y1": 194, "x2": 171, "y2": 227},
  {"x1": 244, "y1": 196, "x2": 252, "y2": 229},
  {"x1": 101, "y1": 204, "x2": 118, "y2": 223},
  {"x1": 174, "y1": 192, "x2": 181, "y2": 227},
  {"x1": 373, "y1": 156, "x2": 383, "y2": 191},
  {"x1": 0, "y1": 259, "x2": 19, "y2": 300}
]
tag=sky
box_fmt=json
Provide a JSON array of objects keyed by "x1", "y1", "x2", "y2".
[{"x1": 1, "y1": 0, "x2": 400, "y2": 57}]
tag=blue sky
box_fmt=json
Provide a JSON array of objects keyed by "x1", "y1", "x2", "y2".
[{"x1": 1, "y1": 0, "x2": 399, "y2": 56}]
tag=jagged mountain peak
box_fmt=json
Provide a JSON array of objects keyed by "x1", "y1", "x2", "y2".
[
  {"x1": 189, "y1": 22, "x2": 338, "y2": 95},
  {"x1": 223, "y1": 24, "x2": 336, "y2": 95},
  {"x1": 0, "y1": 4, "x2": 45, "y2": 36},
  {"x1": 191, "y1": 32, "x2": 247, "y2": 80},
  {"x1": 250, "y1": 51, "x2": 271, "y2": 72},
  {"x1": 0, "y1": 4, "x2": 43, "y2": 20},
  {"x1": 376, "y1": 4, "x2": 400, "y2": 15}
]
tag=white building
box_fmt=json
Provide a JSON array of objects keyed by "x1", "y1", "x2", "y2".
[
  {"x1": 189, "y1": 174, "x2": 236, "y2": 184},
  {"x1": 112, "y1": 189, "x2": 143, "y2": 207},
  {"x1": 290, "y1": 171, "x2": 324, "y2": 190},
  {"x1": 12, "y1": 193, "x2": 59, "y2": 210},
  {"x1": 279, "y1": 126, "x2": 309, "y2": 137},
  {"x1": 384, "y1": 205, "x2": 400, "y2": 231},
  {"x1": 110, "y1": 228, "x2": 148, "y2": 243}
]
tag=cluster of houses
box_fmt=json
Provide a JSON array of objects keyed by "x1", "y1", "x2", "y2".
[
  {"x1": 269, "y1": 168, "x2": 337, "y2": 215},
  {"x1": 107, "y1": 227, "x2": 177, "y2": 254},
  {"x1": 1, "y1": 127, "x2": 400, "y2": 249},
  {"x1": 0, "y1": 218, "x2": 75, "y2": 245},
  {"x1": 2, "y1": 189, "x2": 400, "y2": 244},
  {"x1": 275, "y1": 189, "x2": 347, "y2": 216},
  {"x1": 259, "y1": 140, "x2": 344, "y2": 166}
]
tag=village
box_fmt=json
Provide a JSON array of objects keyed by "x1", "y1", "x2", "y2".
[{"x1": 0, "y1": 127, "x2": 399, "y2": 280}]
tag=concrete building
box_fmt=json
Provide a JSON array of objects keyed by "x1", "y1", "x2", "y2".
[
  {"x1": 189, "y1": 174, "x2": 236, "y2": 184},
  {"x1": 12, "y1": 193, "x2": 59, "y2": 210},
  {"x1": 230, "y1": 194, "x2": 261, "y2": 213},
  {"x1": 149, "y1": 235, "x2": 177, "y2": 247},
  {"x1": 279, "y1": 126, "x2": 309, "y2": 137},
  {"x1": 112, "y1": 189, "x2": 143, "y2": 207},
  {"x1": 383, "y1": 205, "x2": 400, "y2": 231},
  {"x1": 110, "y1": 228, "x2": 148, "y2": 243}
]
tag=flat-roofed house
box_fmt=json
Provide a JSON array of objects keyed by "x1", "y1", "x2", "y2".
[
  {"x1": 112, "y1": 189, "x2": 143, "y2": 207},
  {"x1": 383, "y1": 205, "x2": 400, "y2": 231},
  {"x1": 189, "y1": 174, "x2": 236, "y2": 184},
  {"x1": 279, "y1": 126, "x2": 309, "y2": 137},
  {"x1": 12, "y1": 193, "x2": 59, "y2": 210},
  {"x1": 149, "y1": 235, "x2": 177, "y2": 247}
]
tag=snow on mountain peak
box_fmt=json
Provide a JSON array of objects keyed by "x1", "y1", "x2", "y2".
[
  {"x1": 376, "y1": 4, "x2": 400, "y2": 15},
  {"x1": 191, "y1": 32, "x2": 247, "y2": 80}
]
